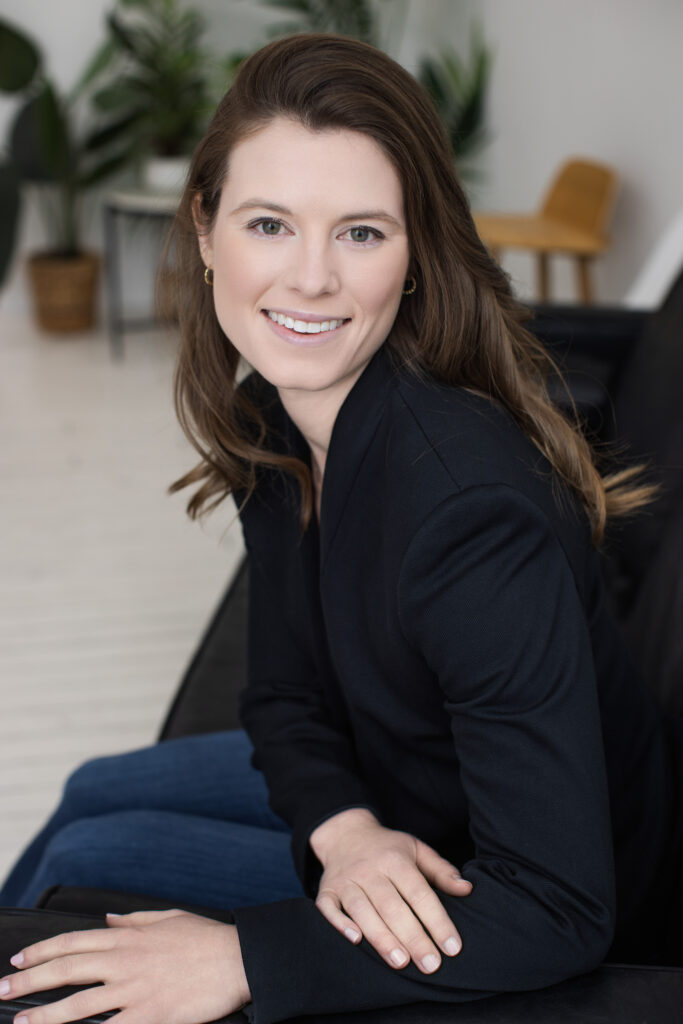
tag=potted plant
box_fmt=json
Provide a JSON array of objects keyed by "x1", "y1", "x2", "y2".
[
  {"x1": 0, "y1": 17, "x2": 138, "y2": 330},
  {"x1": 418, "y1": 30, "x2": 492, "y2": 180},
  {"x1": 86, "y1": 0, "x2": 219, "y2": 194},
  {"x1": 259, "y1": 0, "x2": 383, "y2": 44},
  {"x1": 260, "y1": 3, "x2": 491, "y2": 180}
]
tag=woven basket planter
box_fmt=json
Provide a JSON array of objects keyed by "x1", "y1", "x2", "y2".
[{"x1": 27, "y1": 251, "x2": 100, "y2": 332}]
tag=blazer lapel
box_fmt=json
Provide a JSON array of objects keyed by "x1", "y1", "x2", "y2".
[{"x1": 319, "y1": 347, "x2": 399, "y2": 569}]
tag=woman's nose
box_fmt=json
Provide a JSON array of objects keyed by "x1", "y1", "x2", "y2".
[{"x1": 285, "y1": 240, "x2": 340, "y2": 297}]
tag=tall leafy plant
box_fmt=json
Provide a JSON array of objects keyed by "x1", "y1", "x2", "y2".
[
  {"x1": 260, "y1": 0, "x2": 381, "y2": 44},
  {"x1": 418, "y1": 30, "x2": 491, "y2": 178},
  {"x1": 0, "y1": 16, "x2": 138, "y2": 277},
  {"x1": 86, "y1": 0, "x2": 217, "y2": 161}
]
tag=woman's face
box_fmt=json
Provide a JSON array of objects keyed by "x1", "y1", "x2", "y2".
[{"x1": 197, "y1": 117, "x2": 410, "y2": 406}]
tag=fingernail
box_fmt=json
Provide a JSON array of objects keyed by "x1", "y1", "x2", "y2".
[
  {"x1": 390, "y1": 948, "x2": 408, "y2": 967},
  {"x1": 10, "y1": 953, "x2": 24, "y2": 967},
  {"x1": 344, "y1": 927, "x2": 360, "y2": 942},
  {"x1": 421, "y1": 953, "x2": 440, "y2": 973},
  {"x1": 106, "y1": 912, "x2": 122, "y2": 918},
  {"x1": 444, "y1": 936, "x2": 461, "y2": 956},
  {"x1": 16, "y1": 1016, "x2": 29, "y2": 1024},
  {"x1": 0, "y1": 980, "x2": 10, "y2": 996}
]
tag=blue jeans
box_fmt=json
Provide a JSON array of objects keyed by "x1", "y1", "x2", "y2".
[{"x1": 0, "y1": 730, "x2": 304, "y2": 910}]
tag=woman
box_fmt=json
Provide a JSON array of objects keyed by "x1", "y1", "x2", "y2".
[{"x1": 1, "y1": 32, "x2": 680, "y2": 1024}]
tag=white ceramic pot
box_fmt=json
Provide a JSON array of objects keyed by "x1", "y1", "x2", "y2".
[{"x1": 143, "y1": 156, "x2": 191, "y2": 195}]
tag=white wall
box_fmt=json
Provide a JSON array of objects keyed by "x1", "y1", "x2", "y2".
[
  {"x1": 462, "y1": 0, "x2": 683, "y2": 302},
  {"x1": 2, "y1": 0, "x2": 682, "y2": 311}
]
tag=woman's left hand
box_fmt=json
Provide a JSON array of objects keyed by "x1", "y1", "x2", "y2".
[{"x1": 0, "y1": 909, "x2": 251, "y2": 1024}]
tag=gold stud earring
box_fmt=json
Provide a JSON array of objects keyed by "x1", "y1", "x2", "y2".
[
  {"x1": 402, "y1": 276, "x2": 417, "y2": 295},
  {"x1": 203, "y1": 266, "x2": 214, "y2": 286}
]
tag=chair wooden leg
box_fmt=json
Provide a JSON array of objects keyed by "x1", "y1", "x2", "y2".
[
  {"x1": 576, "y1": 255, "x2": 594, "y2": 304},
  {"x1": 536, "y1": 253, "x2": 550, "y2": 301}
]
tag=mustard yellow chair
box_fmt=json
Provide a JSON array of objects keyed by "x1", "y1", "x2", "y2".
[{"x1": 474, "y1": 158, "x2": 618, "y2": 303}]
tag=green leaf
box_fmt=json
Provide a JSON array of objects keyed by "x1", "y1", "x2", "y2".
[
  {"x1": 0, "y1": 161, "x2": 21, "y2": 287},
  {"x1": 81, "y1": 110, "x2": 144, "y2": 152},
  {"x1": 106, "y1": 12, "x2": 147, "y2": 60},
  {"x1": 9, "y1": 83, "x2": 71, "y2": 183},
  {"x1": 0, "y1": 18, "x2": 41, "y2": 92},
  {"x1": 36, "y1": 82, "x2": 72, "y2": 179},
  {"x1": 70, "y1": 38, "x2": 116, "y2": 99},
  {"x1": 261, "y1": 0, "x2": 311, "y2": 12},
  {"x1": 418, "y1": 57, "x2": 449, "y2": 111},
  {"x1": 260, "y1": 0, "x2": 377, "y2": 42},
  {"x1": 92, "y1": 78, "x2": 147, "y2": 113},
  {"x1": 418, "y1": 31, "x2": 491, "y2": 163}
]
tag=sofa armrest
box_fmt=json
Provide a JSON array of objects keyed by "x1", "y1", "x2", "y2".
[
  {"x1": 528, "y1": 303, "x2": 649, "y2": 363},
  {"x1": 9, "y1": 900, "x2": 683, "y2": 1024},
  {"x1": 158, "y1": 554, "x2": 248, "y2": 741}
]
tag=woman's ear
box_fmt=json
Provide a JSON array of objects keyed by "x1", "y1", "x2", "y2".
[{"x1": 192, "y1": 194, "x2": 213, "y2": 268}]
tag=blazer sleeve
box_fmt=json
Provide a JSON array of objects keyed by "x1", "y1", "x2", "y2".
[
  {"x1": 239, "y1": 537, "x2": 379, "y2": 888},
  {"x1": 233, "y1": 484, "x2": 616, "y2": 1024}
]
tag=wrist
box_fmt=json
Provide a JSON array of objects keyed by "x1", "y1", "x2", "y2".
[{"x1": 310, "y1": 807, "x2": 379, "y2": 865}]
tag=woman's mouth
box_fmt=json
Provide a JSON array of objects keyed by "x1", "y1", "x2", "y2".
[{"x1": 260, "y1": 307, "x2": 348, "y2": 339}]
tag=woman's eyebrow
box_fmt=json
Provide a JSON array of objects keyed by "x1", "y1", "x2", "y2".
[
  {"x1": 341, "y1": 210, "x2": 403, "y2": 226},
  {"x1": 229, "y1": 199, "x2": 402, "y2": 226},
  {"x1": 229, "y1": 199, "x2": 291, "y2": 216}
]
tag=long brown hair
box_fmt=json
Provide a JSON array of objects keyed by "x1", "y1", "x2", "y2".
[{"x1": 168, "y1": 32, "x2": 650, "y2": 545}]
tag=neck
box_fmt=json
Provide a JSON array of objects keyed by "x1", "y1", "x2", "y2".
[
  {"x1": 277, "y1": 374, "x2": 359, "y2": 514},
  {"x1": 276, "y1": 386, "x2": 337, "y2": 481}
]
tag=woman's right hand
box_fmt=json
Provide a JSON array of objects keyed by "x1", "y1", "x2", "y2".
[{"x1": 310, "y1": 808, "x2": 471, "y2": 974}]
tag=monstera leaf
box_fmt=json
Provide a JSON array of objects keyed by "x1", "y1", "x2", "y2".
[
  {"x1": 0, "y1": 19, "x2": 40, "y2": 92},
  {"x1": 0, "y1": 163, "x2": 20, "y2": 284},
  {"x1": 0, "y1": 18, "x2": 42, "y2": 285},
  {"x1": 10, "y1": 83, "x2": 71, "y2": 184}
]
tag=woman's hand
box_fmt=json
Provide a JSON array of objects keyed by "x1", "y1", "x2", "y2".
[
  {"x1": 0, "y1": 909, "x2": 250, "y2": 1024},
  {"x1": 310, "y1": 808, "x2": 471, "y2": 974}
]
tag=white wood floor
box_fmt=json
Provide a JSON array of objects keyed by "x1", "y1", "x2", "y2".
[{"x1": 0, "y1": 313, "x2": 245, "y2": 884}]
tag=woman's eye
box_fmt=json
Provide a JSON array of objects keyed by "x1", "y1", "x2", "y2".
[
  {"x1": 250, "y1": 219, "x2": 285, "y2": 235},
  {"x1": 345, "y1": 226, "x2": 380, "y2": 244}
]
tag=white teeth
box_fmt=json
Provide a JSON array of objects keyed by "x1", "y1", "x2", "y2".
[{"x1": 266, "y1": 311, "x2": 345, "y2": 333}]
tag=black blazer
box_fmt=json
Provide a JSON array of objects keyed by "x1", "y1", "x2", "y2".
[{"x1": 232, "y1": 347, "x2": 679, "y2": 1024}]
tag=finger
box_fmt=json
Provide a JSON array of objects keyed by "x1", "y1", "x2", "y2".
[
  {"x1": 392, "y1": 871, "x2": 463, "y2": 958},
  {"x1": 5, "y1": 984, "x2": 122, "y2": 1024},
  {"x1": 335, "y1": 880, "x2": 411, "y2": 970},
  {"x1": 10, "y1": 929, "x2": 117, "y2": 970},
  {"x1": 363, "y1": 875, "x2": 446, "y2": 973},
  {"x1": 315, "y1": 889, "x2": 362, "y2": 943},
  {"x1": 106, "y1": 908, "x2": 186, "y2": 928},
  {"x1": 414, "y1": 841, "x2": 473, "y2": 895},
  {"x1": 0, "y1": 953, "x2": 110, "y2": 999}
]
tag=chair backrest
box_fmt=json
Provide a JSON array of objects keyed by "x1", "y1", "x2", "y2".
[{"x1": 541, "y1": 158, "x2": 618, "y2": 236}]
